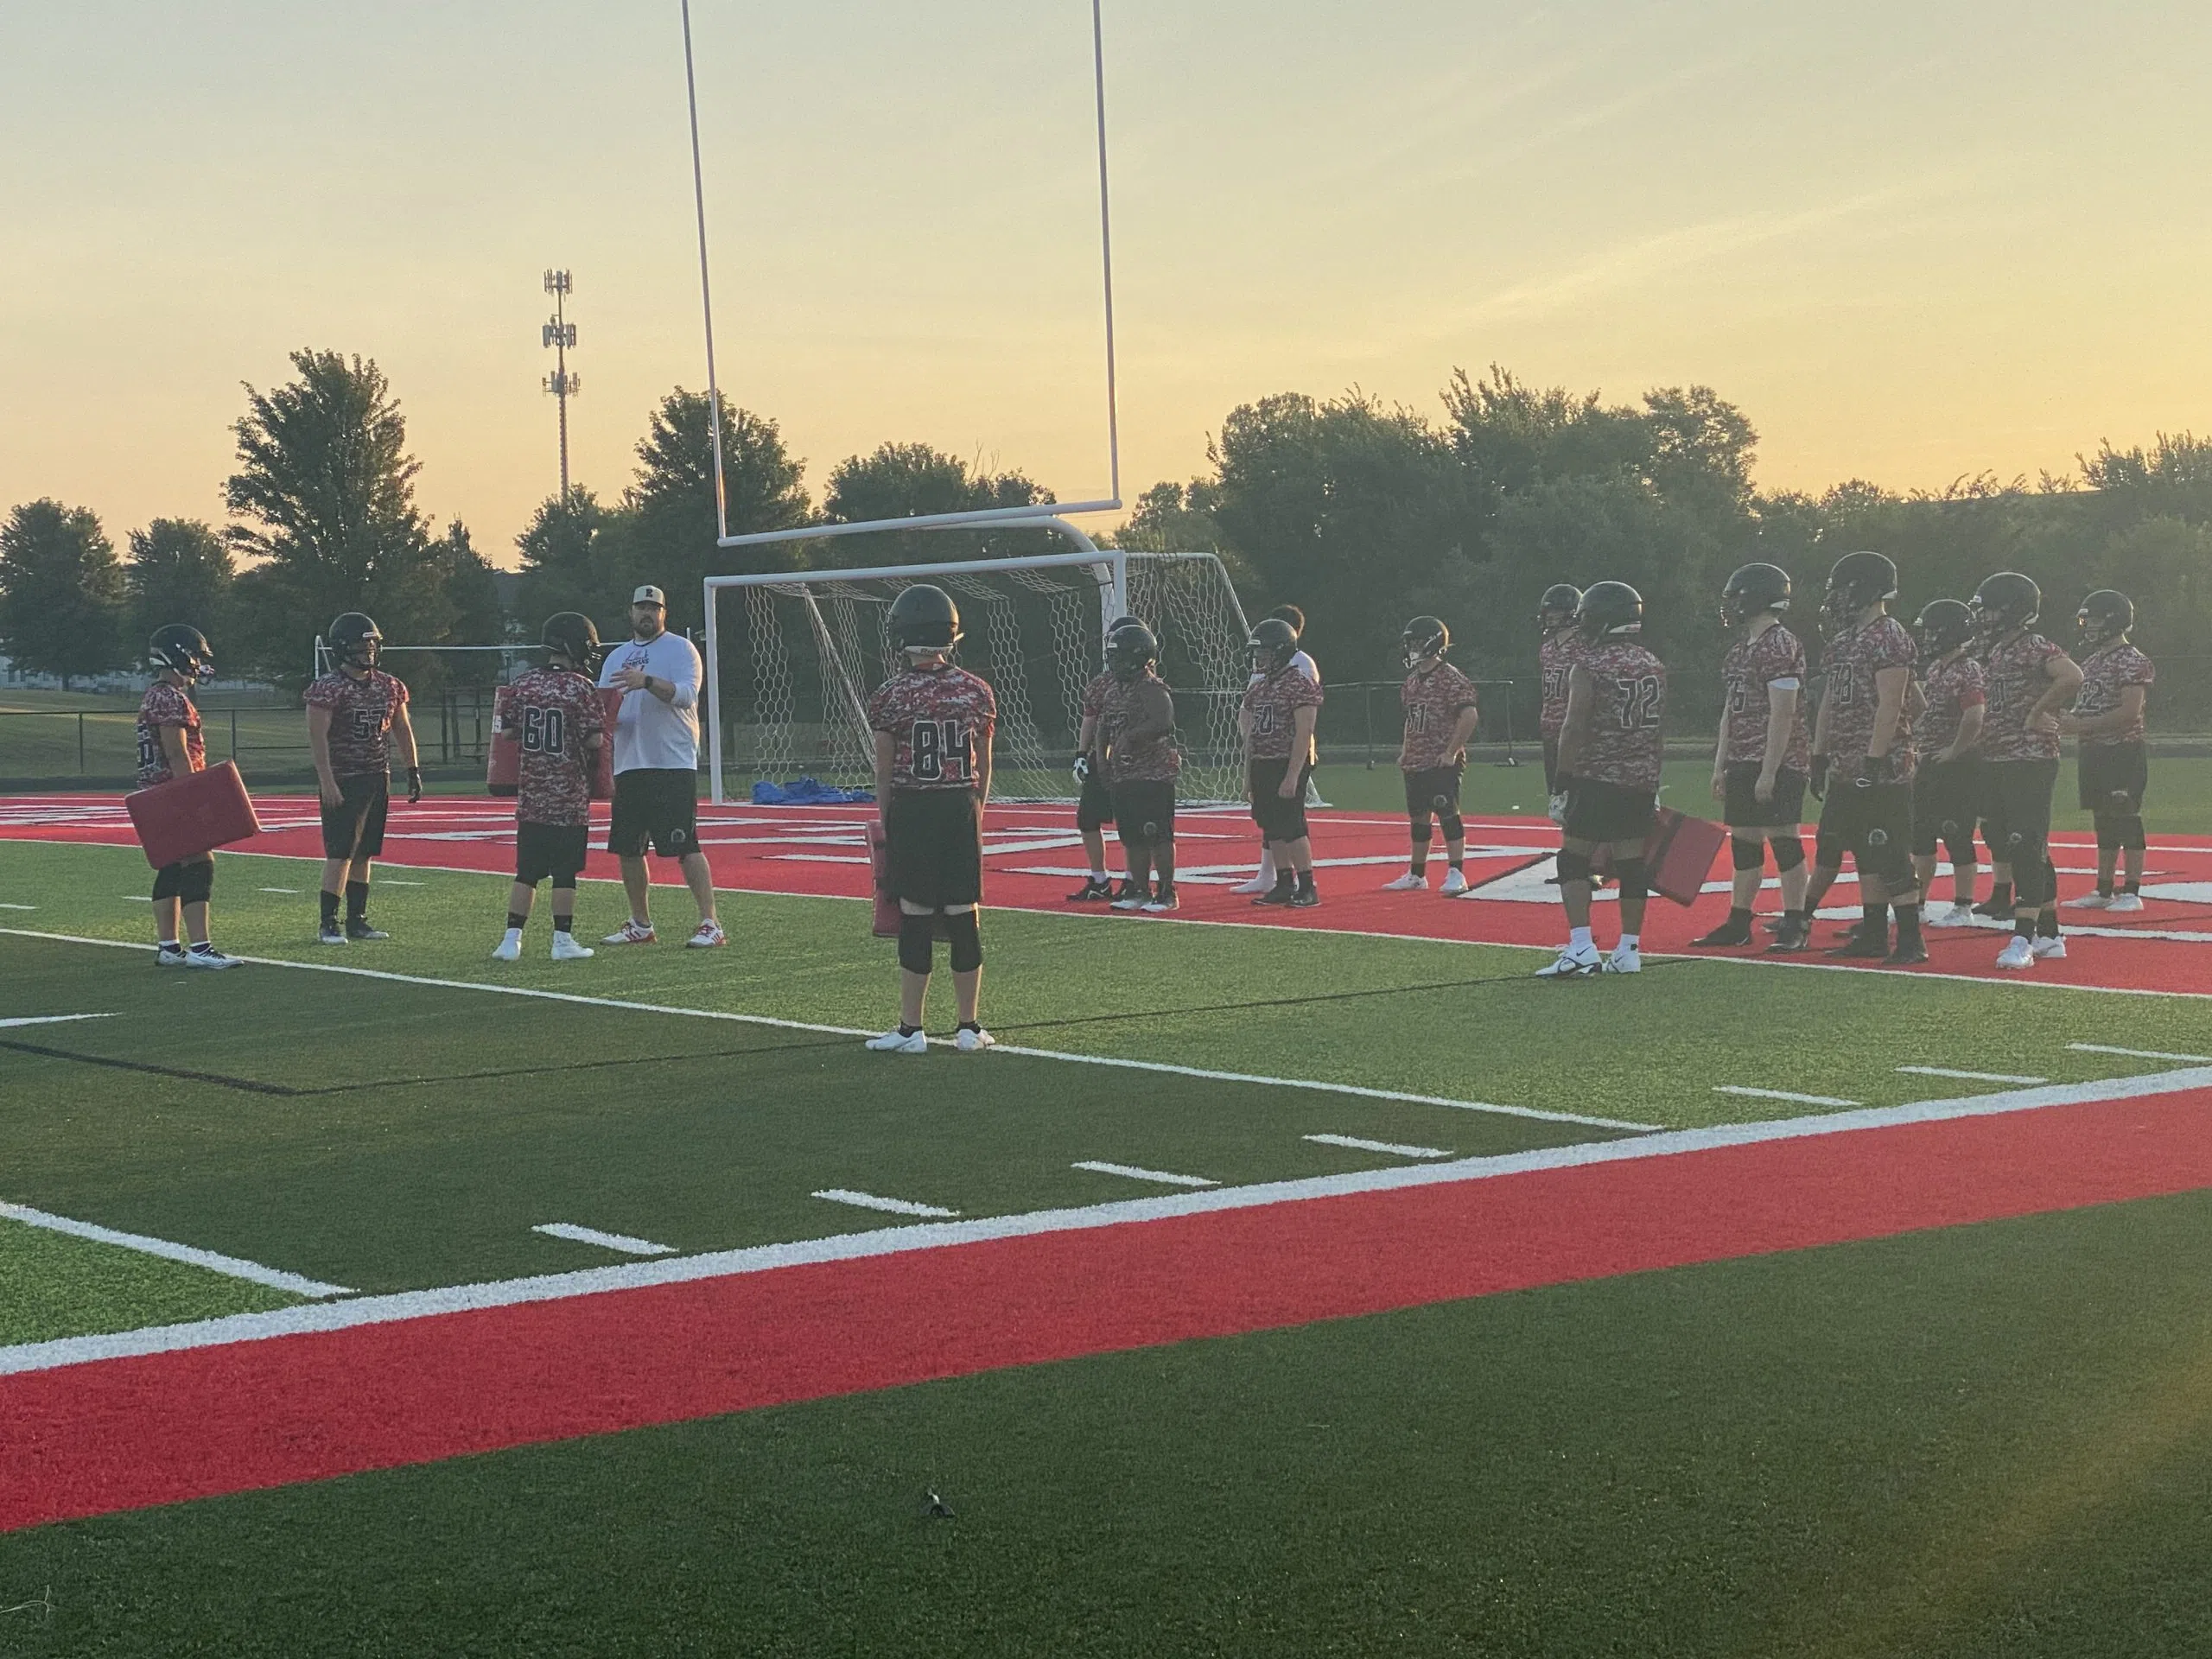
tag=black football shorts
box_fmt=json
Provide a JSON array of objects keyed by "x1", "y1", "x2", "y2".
[
  {"x1": 885, "y1": 788, "x2": 983, "y2": 910},
  {"x1": 1109, "y1": 779, "x2": 1176, "y2": 846},
  {"x1": 516, "y1": 821, "x2": 590, "y2": 887},
  {"x1": 321, "y1": 772, "x2": 389, "y2": 861},
  {"x1": 607, "y1": 767, "x2": 698, "y2": 859},
  {"x1": 1402, "y1": 764, "x2": 1465, "y2": 821},
  {"x1": 2078, "y1": 741, "x2": 2148, "y2": 815},
  {"x1": 1721, "y1": 762, "x2": 1806, "y2": 830},
  {"x1": 1076, "y1": 770, "x2": 1116, "y2": 833},
  {"x1": 1562, "y1": 778, "x2": 1657, "y2": 845},
  {"x1": 1248, "y1": 758, "x2": 1312, "y2": 842}
]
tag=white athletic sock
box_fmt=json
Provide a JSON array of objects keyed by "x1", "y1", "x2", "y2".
[
  {"x1": 1257, "y1": 847, "x2": 1276, "y2": 884},
  {"x1": 1618, "y1": 932, "x2": 1640, "y2": 951},
  {"x1": 1569, "y1": 926, "x2": 1593, "y2": 951},
  {"x1": 159, "y1": 938, "x2": 180, "y2": 950},
  {"x1": 1090, "y1": 869, "x2": 1109, "y2": 881}
]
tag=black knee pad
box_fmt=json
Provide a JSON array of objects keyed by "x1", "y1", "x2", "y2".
[
  {"x1": 944, "y1": 908, "x2": 983, "y2": 974},
  {"x1": 1771, "y1": 836, "x2": 1805, "y2": 873},
  {"x1": 1555, "y1": 848, "x2": 1592, "y2": 884},
  {"x1": 1438, "y1": 812, "x2": 1463, "y2": 842},
  {"x1": 2010, "y1": 842, "x2": 2050, "y2": 906},
  {"x1": 1732, "y1": 837, "x2": 1767, "y2": 872},
  {"x1": 897, "y1": 912, "x2": 935, "y2": 975},
  {"x1": 1815, "y1": 831, "x2": 1844, "y2": 869},
  {"x1": 1611, "y1": 855, "x2": 1648, "y2": 899},
  {"x1": 1409, "y1": 819, "x2": 1433, "y2": 845}
]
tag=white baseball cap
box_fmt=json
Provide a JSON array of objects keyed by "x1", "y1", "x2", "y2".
[{"x1": 632, "y1": 585, "x2": 666, "y2": 607}]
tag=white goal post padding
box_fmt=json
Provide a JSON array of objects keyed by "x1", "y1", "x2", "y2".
[{"x1": 702, "y1": 549, "x2": 1253, "y2": 805}]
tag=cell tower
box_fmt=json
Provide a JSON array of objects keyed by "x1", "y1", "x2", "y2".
[{"x1": 541, "y1": 270, "x2": 580, "y2": 497}]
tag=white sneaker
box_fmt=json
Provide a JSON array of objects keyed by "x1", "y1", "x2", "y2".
[
  {"x1": 602, "y1": 920, "x2": 656, "y2": 945},
  {"x1": 2105, "y1": 893, "x2": 2145, "y2": 913},
  {"x1": 318, "y1": 925, "x2": 348, "y2": 946},
  {"x1": 865, "y1": 1027, "x2": 930, "y2": 1054},
  {"x1": 1929, "y1": 905, "x2": 1978, "y2": 927},
  {"x1": 491, "y1": 933, "x2": 522, "y2": 962},
  {"x1": 1380, "y1": 872, "x2": 1426, "y2": 892},
  {"x1": 1230, "y1": 874, "x2": 1274, "y2": 895},
  {"x1": 954, "y1": 1026, "x2": 995, "y2": 1053},
  {"x1": 2031, "y1": 935, "x2": 2068, "y2": 961},
  {"x1": 1110, "y1": 891, "x2": 1151, "y2": 912},
  {"x1": 156, "y1": 944, "x2": 188, "y2": 968},
  {"x1": 1535, "y1": 943, "x2": 1604, "y2": 978},
  {"x1": 1995, "y1": 936, "x2": 2035, "y2": 970},
  {"x1": 2065, "y1": 892, "x2": 2114, "y2": 910},
  {"x1": 550, "y1": 932, "x2": 594, "y2": 961},
  {"x1": 1604, "y1": 943, "x2": 1642, "y2": 975},
  {"x1": 1440, "y1": 868, "x2": 1469, "y2": 895},
  {"x1": 181, "y1": 944, "x2": 240, "y2": 969},
  {"x1": 684, "y1": 919, "x2": 727, "y2": 949}
]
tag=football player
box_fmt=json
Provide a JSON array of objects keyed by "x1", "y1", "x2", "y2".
[
  {"x1": 1970, "y1": 572, "x2": 2085, "y2": 968},
  {"x1": 493, "y1": 613, "x2": 607, "y2": 962},
  {"x1": 1695, "y1": 563, "x2": 1810, "y2": 949},
  {"x1": 1804, "y1": 552, "x2": 1926, "y2": 965},
  {"x1": 1536, "y1": 584, "x2": 1584, "y2": 797},
  {"x1": 1099, "y1": 622, "x2": 1182, "y2": 912},
  {"x1": 305, "y1": 612, "x2": 420, "y2": 945},
  {"x1": 137, "y1": 625, "x2": 238, "y2": 969},
  {"x1": 1241, "y1": 615, "x2": 1324, "y2": 907},
  {"x1": 865, "y1": 584, "x2": 998, "y2": 1052},
  {"x1": 1911, "y1": 599, "x2": 1987, "y2": 925},
  {"x1": 1066, "y1": 618, "x2": 1139, "y2": 904},
  {"x1": 1232, "y1": 606, "x2": 1320, "y2": 895},
  {"x1": 1383, "y1": 616, "x2": 1478, "y2": 894},
  {"x1": 1540, "y1": 581, "x2": 1663, "y2": 977},
  {"x1": 2060, "y1": 590, "x2": 2153, "y2": 911}
]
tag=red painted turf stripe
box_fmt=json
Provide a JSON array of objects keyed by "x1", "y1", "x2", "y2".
[{"x1": 7, "y1": 1087, "x2": 2212, "y2": 1532}]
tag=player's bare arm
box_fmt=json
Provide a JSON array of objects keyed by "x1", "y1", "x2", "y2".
[
  {"x1": 974, "y1": 725, "x2": 994, "y2": 811},
  {"x1": 307, "y1": 703, "x2": 341, "y2": 807},
  {"x1": 1866, "y1": 664, "x2": 1910, "y2": 760},
  {"x1": 1758, "y1": 682, "x2": 1798, "y2": 804},
  {"x1": 1710, "y1": 705, "x2": 1729, "y2": 800},
  {"x1": 1942, "y1": 698, "x2": 1986, "y2": 763},
  {"x1": 1808, "y1": 676, "x2": 1834, "y2": 794},
  {"x1": 2028, "y1": 657, "x2": 2087, "y2": 734},
  {"x1": 1555, "y1": 664, "x2": 1594, "y2": 781},
  {"x1": 1447, "y1": 702, "x2": 1479, "y2": 762},
  {"x1": 1281, "y1": 706, "x2": 1317, "y2": 796},
  {"x1": 873, "y1": 731, "x2": 895, "y2": 824},
  {"x1": 160, "y1": 722, "x2": 196, "y2": 778}
]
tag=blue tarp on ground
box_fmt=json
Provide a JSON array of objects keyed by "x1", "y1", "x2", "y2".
[{"x1": 751, "y1": 778, "x2": 875, "y2": 805}]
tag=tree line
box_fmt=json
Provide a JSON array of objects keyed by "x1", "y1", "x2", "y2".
[{"x1": 5, "y1": 349, "x2": 2210, "y2": 723}]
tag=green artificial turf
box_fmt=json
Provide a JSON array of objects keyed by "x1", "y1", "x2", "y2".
[
  {"x1": 0, "y1": 1219, "x2": 294, "y2": 1347},
  {"x1": 5, "y1": 1191, "x2": 2211, "y2": 1656}
]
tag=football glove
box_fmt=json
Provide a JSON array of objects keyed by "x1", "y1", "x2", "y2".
[
  {"x1": 1808, "y1": 753, "x2": 1830, "y2": 799},
  {"x1": 1071, "y1": 753, "x2": 1093, "y2": 785},
  {"x1": 406, "y1": 766, "x2": 423, "y2": 804},
  {"x1": 1547, "y1": 792, "x2": 1568, "y2": 826}
]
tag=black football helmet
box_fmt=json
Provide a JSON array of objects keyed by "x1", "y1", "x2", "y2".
[
  {"x1": 542, "y1": 611, "x2": 601, "y2": 673},
  {"x1": 1401, "y1": 615, "x2": 1449, "y2": 668},
  {"x1": 2077, "y1": 589, "x2": 2134, "y2": 646},
  {"x1": 1822, "y1": 551, "x2": 1898, "y2": 626},
  {"x1": 1969, "y1": 571, "x2": 2041, "y2": 637},
  {"x1": 1720, "y1": 563, "x2": 1791, "y2": 629},
  {"x1": 887, "y1": 584, "x2": 962, "y2": 656},
  {"x1": 327, "y1": 612, "x2": 382, "y2": 671},
  {"x1": 1107, "y1": 621, "x2": 1158, "y2": 682},
  {"x1": 148, "y1": 623, "x2": 213, "y2": 682},
  {"x1": 1248, "y1": 616, "x2": 1299, "y2": 674},
  {"x1": 1576, "y1": 581, "x2": 1643, "y2": 641},
  {"x1": 1915, "y1": 599, "x2": 1974, "y2": 658},
  {"x1": 1539, "y1": 583, "x2": 1583, "y2": 632}
]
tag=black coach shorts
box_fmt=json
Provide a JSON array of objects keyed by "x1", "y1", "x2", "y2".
[
  {"x1": 1249, "y1": 758, "x2": 1312, "y2": 843},
  {"x1": 1722, "y1": 762, "x2": 1807, "y2": 830},
  {"x1": 516, "y1": 821, "x2": 590, "y2": 887},
  {"x1": 1403, "y1": 764, "x2": 1465, "y2": 821},
  {"x1": 1076, "y1": 771, "x2": 1116, "y2": 833},
  {"x1": 1109, "y1": 779, "x2": 1176, "y2": 847},
  {"x1": 321, "y1": 772, "x2": 389, "y2": 861},
  {"x1": 2079, "y1": 741, "x2": 2149, "y2": 814},
  {"x1": 1562, "y1": 778, "x2": 1657, "y2": 845},
  {"x1": 1911, "y1": 758, "x2": 1984, "y2": 855},
  {"x1": 1982, "y1": 758, "x2": 2060, "y2": 861},
  {"x1": 886, "y1": 788, "x2": 983, "y2": 909},
  {"x1": 607, "y1": 767, "x2": 698, "y2": 859}
]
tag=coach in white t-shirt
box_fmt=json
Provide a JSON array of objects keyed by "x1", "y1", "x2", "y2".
[{"x1": 595, "y1": 585, "x2": 724, "y2": 949}]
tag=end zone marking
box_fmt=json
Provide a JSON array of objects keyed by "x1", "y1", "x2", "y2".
[
  {"x1": 814, "y1": 1189, "x2": 959, "y2": 1218},
  {"x1": 532, "y1": 1223, "x2": 677, "y2": 1257},
  {"x1": 0, "y1": 1014, "x2": 115, "y2": 1030},
  {"x1": 1897, "y1": 1065, "x2": 2050, "y2": 1085},
  {"x1": 1305, "y1": 1133, "x2": 1453, "y2": 1160},
  {"x1": 1072, "y1": 1161, "x2": 1217, "y2": 1188},
  {"x1": 0, "y1": 1203, "x2": 352, "y2": 1299},
  {"x1": 2071, "y1": 1043, "x2": 2212, "y2": 1064},
  {"x1": 1714, "y1": 1085, "x2": 1862, "y2": 1108}
]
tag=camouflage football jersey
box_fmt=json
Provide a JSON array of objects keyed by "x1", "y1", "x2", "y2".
[
  {"x1": 1399, "y1": 662, "x2": 1478, "y2": 772},
  {"x1": 2074, "y1": 642, "x2": 2153, "y2": 746},
  {"x1": 304, "y1": 669, "x2": 410, "y2": 778},
  {"x1": 1538, "y1": 630, "x2": 1580, "y2": 741},
  {"x1": 1918, "y1": 653, "x2": 1986, "y2": 756},
  {"x1": 136, "y1": 682, "x2": 203, "y2": 787},
  {"x1": 1980, "y1": 632, "x2": 2071, "y2": 762},
  {"x1": 1241, "y1": 665, "x2": 1324, "y2": 762},
  {"x1": 1102, "y1": 673, "x2": 1180, "y2": 783},
  {"x1": 1720, "y1": 622, "x2": 1810, "y2": 769},
  {"x1": 1572, "y1": 639, "x2": 1666, "y2": 790},
  {"x1": 509, "y1": 666, "x2": 607, "y2": 827},
  {"x1": 867, "y1": 664, "x2": 998, "y2": 791},
  {"x1": 1821, "y1": 615, "x2": 1917, "y2": 779}
]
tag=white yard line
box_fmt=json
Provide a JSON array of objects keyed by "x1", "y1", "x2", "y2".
[
  {"x1": 0, "y1": 903, "x2": 37, "y2": 911},
  {"x1": 257, "y1": 887, "x2": 301, "y2": 894},
  {"x1": 2069, "y1": 1042, "x2": 2212, "y2": 1064},
  {"x1": 1896, "y1": 1065, "x2": 2049, "y2": 1085},
  {"x1": 1304, "y1": 1133, "x2": 1453, "y2": 1160},
  {"x1": 0, "y1": 1014, "x2": 115, "y2": 1030},
  {"x1": 812, "y1": 1188, "x2": 959, "y2": 1218},
  {"x1": 1071, "y1": 1160, "x2": 1217, "y2": 1188},
  {"x1": 12, "y1": 1063, "x2": 2210, "y2": 1378},
  {"x1": 1713, "y1": 1085, "x2": 1862, "y2": 1108},
  {"x1": 0, "y1": 1202, "x2": 352, "y2": 1299},
  {"x1": 531, "y1": 1223, "x2": 676, "y2": 1257}
]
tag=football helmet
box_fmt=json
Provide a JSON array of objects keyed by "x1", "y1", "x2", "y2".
[
  {"x1": 1720, "y1": 563, "x2": 1791, "y2": 628},
  {"x1": 1539, "y1": 583, "x2": 1583, "y2": 632},
  {"x1": 1575, "y1": 581, "x2": 1643, "y2": 641},
  {"x1": 1914, "y1": 598, "x2": 1974, "y2": 658},
  {"x1": 1968, "y1": 571, "x2": 2041, "y2": 636},
  {"x1": 327, "y1": 612, "x2": 382, "y2": 671},
  {"x1": 887, "y1": 584, "x2": 962, "y2": 656},
  {"x1": 1107, "y1": 621, "x2": 1159, "y2": 682},
  {"x1": 542, "y1": 611, "x2": 601, "y2": 673},
  {"x1": 148, "y1": 623, "x2": 213, "y2": 682},
  {"x1": 1400, "y1": 615, "x2": 1448, "y2": 668},
  {"x1": 1247, "y1": 616, "x2": 1299, "y2": 674},
  {"x1": 1822, "y1": 551, "x2": 1898, "y2": 625},
  {"x1": 2077, "y1": 588, "x2": 2134, "y2": 646}
]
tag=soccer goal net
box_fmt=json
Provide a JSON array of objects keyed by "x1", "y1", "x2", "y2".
[{"x1": 703, "y1": 550, "x2": 1253, "y2": 805}]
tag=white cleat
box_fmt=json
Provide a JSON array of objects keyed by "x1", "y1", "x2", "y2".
[
  {"x1": 1929, "y1": 905, "x2": 1980, "y2": 927},
  {"x1": 2104, "y1": 893, "x2": 2145, "y2": 913},
  {"x1": 1995, "y1": 936, "x2": 2036, "y2": 970},
  {"x1": 1535, "y1": 943, "x2": 1604, "y2": 979},
  {"x1": 684, "y1": 919, "x2": 728, "y2": 949},
  {"x1": 317, "y1": 926, "x2": 348, "y2": 946},
  {"x1": 491, "y1": 933, "x2": 522, "y2": 962},
  {"x1": 550, "y1": 932, "x2": 594, "y2": 961},
  {"x1": 865, "y1": 1027, "x2": 930, "y2": 1054},
  {"x1": 1603, "y1": 943, "x2": 1643, "y2": 975},
  {"x1": 156, "y1": 944, "x2": 189, "y2": 968},
  {"x1": 1380, "y1": 872, "x2": 1426, "y2": 892},
  {"x1": 953, "y1": 1026, "x2": 995, "y2": 1053},
  {"x1": 181, "y1": 945, "x2": 241, "y2": 969},
  {"x1": 2031, "y1": 935, "x2": 2068, "y2": 961},
  {"x1": 602, "y1": 920, "x2": 656, "y2": 945},
  {"x1": 1110, "y1": 892, "x2": 1151, "y2": 912},
  {"x1": 2065, "y1": 892, "x2": 2114, "y2": 910},
  {"x1": 1440, "y1": 868, "x2": 1469, "y2": 896}
]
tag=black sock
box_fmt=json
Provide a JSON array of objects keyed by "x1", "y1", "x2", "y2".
[
  {"x1": 1988, "y1": 883, "x2": 2012, "y2": 908},
  {"x1": 2015, "y1": 917, "x2": 2036, "y2": 938},
  {"x1": 1862, "y1": 901, "x2": 1887, "y2": 934},
  {"x1": 1786, "y1": 906, "x2": 1809, "y2": 923},
  {"x1": 1296, "y1": 869, "x2": 1317, "y2": 895},
  {"x1": 2097, "y1": 878, "x2": 2114, "y2": 896},
  {"x1": 320, "y1": 890, "x2": 340, "y2": 928},
  {"x1": 1893, "y1": 903, "x2": 1921, "y2": 944},
  {"x1": 1272, "y1": 870, "x2": 1296, "y2": 893},
  {"x1": 2037, "y1": 911, "x2": 2061, "y2": 939},
  {"x1": 899, "y1": 1023, "x2": 920, "y2": 1036},
  {"x1": 1727, "y1": 906, "x2": 1751, "y2": 926},
  {"x1": 2125, "y1": 878, "x2": 2140, "y2": 894},
  {"x1": 553, "y1": 915, "x2": 574, "y2": 934},
  {"x1": 345, "y1": 880, "x2": 369, "y2": 922},
  {"x1": 957, "y1": 1020, "x2": 982, "y2": 1033},
  {"x1": 506, "y1": 911, "x2": 528, "y2": 931}
]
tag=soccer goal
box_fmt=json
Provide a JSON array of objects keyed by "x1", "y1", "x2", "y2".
[{"x1": 702, "y1": 548, "x2": 1252, "y2": 805}]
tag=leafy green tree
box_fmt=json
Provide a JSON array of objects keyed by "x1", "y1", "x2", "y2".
[
  {"x1": 1113, "y1": 480, "x2": 1228, "y2": 559},
  {"x1": 620, "y1": 390, "x2": 810, "y2": 625},
  {"x1": 126, "y1": 518, "x2": 233, "y2": 652},
  {"x1": 819, "y1": 442, "x2": 1054, "y2": 567},
  {"x1": 0, "y1": 499, "x2": 128, "y2": 688},
  {"x1": 516, "y1": 487, "x2": 624, "y2": 638},
  {"x1": 426, "y1": 518, "x2": 506, "y2": 688}
]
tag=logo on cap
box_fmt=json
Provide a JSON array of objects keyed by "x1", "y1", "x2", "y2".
[{"x1": 632, "y1": 585, "x2": 665, "y2": 606}]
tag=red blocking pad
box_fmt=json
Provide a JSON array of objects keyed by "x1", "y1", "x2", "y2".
[
  {"x1": 591, "y1": 688, "x2": 621, "y2": 802},
  {"x1": 123, "y1": 762, "x2": 260, "y2": 868},
  {"x1": 486, "y1": 687, "x2": 519, "y2": 797},
  {"x1": 1592, "y1": 808, "x2": 1726, "y2": 906}
]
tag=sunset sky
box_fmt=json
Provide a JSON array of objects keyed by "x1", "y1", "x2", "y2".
[{"x1": 4, "y1": 1, "x2": 2209, "y2": 569}]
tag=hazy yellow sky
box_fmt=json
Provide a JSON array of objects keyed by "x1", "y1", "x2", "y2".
[{"x1": 5, "y1": 2, "x2": 2209, "y2": 571}]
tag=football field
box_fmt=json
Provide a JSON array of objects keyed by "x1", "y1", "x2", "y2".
[{"x1": 6, "y1": 804, "x2": 2212, "y2": 1654}]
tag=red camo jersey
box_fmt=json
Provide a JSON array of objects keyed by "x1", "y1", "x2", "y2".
[
  {"x1": 135, "y1": 682, "x2": 202, "y2": 787},
  {"x1": 1980, "y1": 632, "x2": 2071, "y2": 761},
  {"x1": 1720, "y1": 622, "x2": 1810, "y2": 770},
  {"x1": 508, "y1": 666, "x2": 606, "y2": 827},
  {"x1": 1821, "y1": 615, "x2": 1918, "y2": 779},
  {"x1": 1571, "y1": 639, "x2": 1667, "y2": 789},
  {"x1": 1399, "y1": 661, "x2": 1478, "y2": 772},
  {"x1": 1241, "y1": 665, "x2": 1324, "y2": 761},
  {"x1": 1918, "y1": 652, "x2": 1986, "y2": 757},
  {"x1": 1538, "y1": 630, "x2": 1581, "y2": 741},
  {"x1": 305, "y1": 669, "x2": 410, "y2": 778},
  {"x1": 1079, "y1": 671, "x2": 1116, "y2": 725},
  {"x1": 1101, "y1": 672, "x2": 1180, "y2": 783},
  {"x1": 867, "y1": 664, "x2": 997, "y2": 791},
  {"x1": 2075, "y1": 642, "x2": 2154, "y2": 746}
]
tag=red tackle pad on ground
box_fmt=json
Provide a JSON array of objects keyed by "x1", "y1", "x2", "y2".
[
  {"x1": 486, "y1": 686, "x2": 519, "y2": 797},
  {"x1": 124, "y1": 761, "x2": 261, "y2": 869},
  {"x1": 1590, "y1": 807, "x2": 1727, "y2": 907}
]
